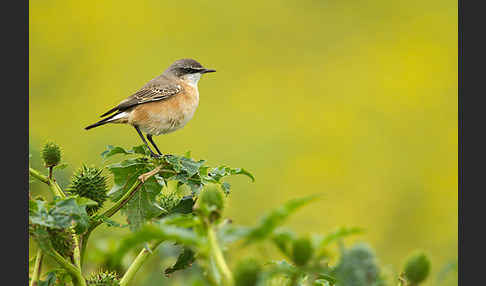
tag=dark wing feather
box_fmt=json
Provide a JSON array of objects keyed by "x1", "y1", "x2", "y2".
[{"x1": 99, "y1": 77, "x2": 182, "y2": 117}]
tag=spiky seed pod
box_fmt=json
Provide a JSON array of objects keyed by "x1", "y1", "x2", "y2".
[
  {"x1": 48, "y1": 228, "x2": 75, "y2": 258},
  {"x1": 197, "y1": 184, "x2": 225, "y2": 222},
  {"x1": 86, "y1": 270, "x2": 120, "y2": 286},
  {"x1": 156, "y1": 192, "x2": 181, "y2": 214},
  {"x1": 334, "y1": 243, "x2": 381, "y2": 286},
  {"x1": 42, "y1": 142, "x2": 61, "y2": 167},
  {"x1": 291, "y1": 237, "x2": 314, "y2": 266},
  {"x1": 234, "y1": 258, "x2": 262, "y2": 286},
  {"x1": 403, "y1": 252, "x2": 430, "y2": 285},
  {"x1": 68, "y1": 165, "x2": 108, "y2": 215}
]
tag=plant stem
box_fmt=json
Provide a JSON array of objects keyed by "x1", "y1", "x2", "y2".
[
  {"x1": 119, "y1": 240, "x2": 164, "y2": 286},
  {"x1": 81, "y1": 179, "x2": 144, "y2": 265},
  {"x1": 29, "y1": 167, "x2": 65, "y2": 198},
  {"x1": 207, "y1": 225, "x2": 234, "y2": 286},
  {"x1": 30, "y1": 248, "x2": 43, "y2": 286},
  {"x1": 29, "y1": 168, "x2": 49, "y2": 184},
  {"x1": 46, "y1": 247, "x2": 86, "y2": 286}
]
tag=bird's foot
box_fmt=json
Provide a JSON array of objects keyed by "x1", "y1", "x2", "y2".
[{"x1": 150, "y1": 152, "x2": 163, "y2": 159}]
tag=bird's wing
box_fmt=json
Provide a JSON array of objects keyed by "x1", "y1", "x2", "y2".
[{"x1": 99, "y1": 78, "x2": 182, "y2": 117}]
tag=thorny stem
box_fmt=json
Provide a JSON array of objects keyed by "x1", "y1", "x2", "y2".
[
  {"x1": 80, "y1": 166, "x2": 161, "y2": 265},
  {"x1": 119, "y1": 240, "x2": 164, "y2": 286},
  {"x1": 29, "y1": 248, "x2": 43, "y2": 286}
]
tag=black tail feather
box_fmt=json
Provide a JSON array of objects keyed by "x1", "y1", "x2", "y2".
[{"x1": 85, "y1": 112, "x2": 120, "y2": 130}]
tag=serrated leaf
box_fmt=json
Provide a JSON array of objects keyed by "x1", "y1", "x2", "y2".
[
  {"x1": 106, "y1": 157, "x2": 164, "y2": 231},
  {"x1": 170, "y1": 195, "x2": 195, "y2": 214},
  {"x1": 164, "y1": 247, "x2": 196, "y2": 276},
  {"x1": 101, "y1": 145, "x2": 132, "y2": 159},
  {"x1": 243, "y1": 195, "x2": 319, "y2": 245},
  {"x1": 131, "y1": 144, "x2": 152, "y2": 156},
  {"x1": 29, "y1": 197, "x2": 90, "y2": 234}
]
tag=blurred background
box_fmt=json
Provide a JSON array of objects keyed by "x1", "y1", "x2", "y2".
[{"x1": 29, "y1": 0, "x2": 457, "y2": 285}]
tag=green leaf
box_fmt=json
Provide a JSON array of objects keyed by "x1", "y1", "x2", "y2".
[
  {"x1": 75, "y1": 197, "x2": 98, "y2": 208},
  {"x1": 272, "y1": 229, "x2": 296, "y2": 258},
  {"x1": 29, "y1": 197, "x2": 90, "y2": 234},
  {"x1": 314, "y1": 227, "x2": 364, "y2": 249},
  {"x1": 101, "y1": 145, "x2": 132, "y2": 159},
  {"x1": 131, "y1": 144, "x2": 152, "y2": 156},
  {"x1": 169, "y1": 195, "x2": 195, "y2": 215},
  {"x1": 164, "y1": 247, "x2": 196, "y2": 276},
  {"x1": 243, "y1": 195, "x2": 319, "y2": 245},
  {"x1": 106, "y1": 157, "x2": 164, "y2": 231}
]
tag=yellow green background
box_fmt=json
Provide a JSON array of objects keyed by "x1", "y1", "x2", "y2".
[{"x1": 29, "y1": 0, "x2": 457, "y2": 285}]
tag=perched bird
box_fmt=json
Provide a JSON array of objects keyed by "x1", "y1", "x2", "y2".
[{"x1": 85, "y1": 58, "x2": 216, "y2": 157}]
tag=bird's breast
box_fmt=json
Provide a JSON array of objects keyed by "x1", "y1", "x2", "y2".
[{"x1": 129, "y1": 86, "x2": 199, "y2": 136}]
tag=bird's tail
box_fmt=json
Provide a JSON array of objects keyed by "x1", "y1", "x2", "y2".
[{"x1": 85, "y1": 112, "x2": 125, "y2": 130}]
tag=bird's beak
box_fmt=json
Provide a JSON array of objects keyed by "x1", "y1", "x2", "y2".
[{"x1": 200, "y1": 68, "x2": 216, "y2": 74}]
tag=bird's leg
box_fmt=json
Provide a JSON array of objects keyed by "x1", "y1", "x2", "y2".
[
  {"x1": 146, "y1": 134, "x2": 163, "y2": 156},
  {"x1": 134, "y1": 126, "x2": 160, "y2": 158}
]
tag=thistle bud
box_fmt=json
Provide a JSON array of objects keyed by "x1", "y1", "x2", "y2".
[
  {"x1": 68, "y1": 165, "x2": 108, "y2": 215},
  {"x1": 291, "y1": 237, "x2": 314, "y2": 266},
  {"x1": 48, "y1": 228, "x2": 75, "y2": 258},
  {"x1": 87, "y1": 270, "x2": 120, "y2": 286},
  {"x1": 403, "y1": 251, "x2": 430, "y2": 285},
  {"x1": 42, "y1": 142, "x2": 61, "y2": 167},
  {"x1": 234, "y1": 258, "x2": 262, "y2": 286}
]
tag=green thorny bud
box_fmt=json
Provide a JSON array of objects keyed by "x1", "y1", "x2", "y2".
[
  {"x1": 68, "y1": 165, "x2": 108, "y2": 215},
  {"x1": 42, "y1": 142, "x2": 61, "y2": 167},
  {"x1": 291, "y1": 237, "x2": 314, "y2": 266},
  {"x1": 156, "y1": 191, "x2": 182, "y2": 215},
  {"x1": 48, "y1": 228, "x2": 75, "y2": 258},
  {"x1": 234, "y1": 258, "x2": 262, "y2": 286},
  {"x1": 86, "y1": 270, "x2": 120, "y2": 286},
  {"x1": 197, "y1": 184, "x2": 225, "y2": 223},
  {"x1": 403, "y1": 251, "x2": 430, "y2": 285},
  {"x1": 28, "y1": 224, "x2": 74, "y2": 258},
  {"x1": 334, "y1": 243, "x2": 383, "y2": 286}
]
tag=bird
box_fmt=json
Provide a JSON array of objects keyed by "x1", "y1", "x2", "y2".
[{"x1": 85, "y1": 58, "x2": 216, "y2": 158}]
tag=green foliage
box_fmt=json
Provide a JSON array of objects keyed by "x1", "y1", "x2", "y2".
[
  {"x1": 243, "y1": 195, "x2": 318, "y2": 245},
  {"x1": 29, "y1": 197, "x2": 90, "y2": 234},
  {"x1": 164, "y1": 247, "x2": 196, "y2": 276},
  {"x1": 103, "y1": 145, "x2": 253, "y2": 231},
  {"x1": 42, "y1": 142, "x2": 61, "y2": 167},
  {"x1": 403, "y1": 252, "x2": 430, "y2": 285},
  {"x1": 29, "y1": 143, "x2": 434, "y2": 286},
  {"x1": 68, "y1": 165, "x2": 108, "y2": 215},
  {"x1": 233, "y1": 258, "x2": 262, "y2": 286}
]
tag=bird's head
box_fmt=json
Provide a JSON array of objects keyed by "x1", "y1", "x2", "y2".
[{"x1": 164, "y1": 58, "x2": 216, "y2": 87}]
